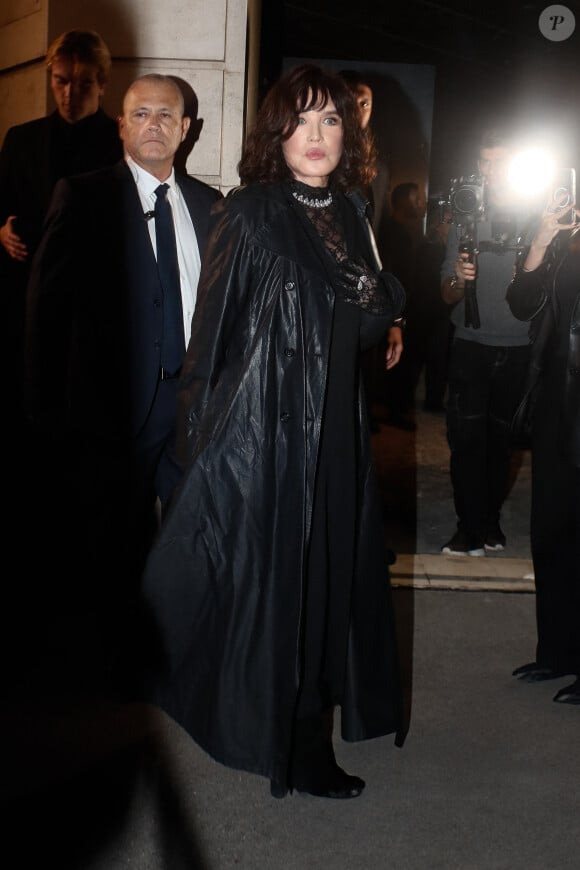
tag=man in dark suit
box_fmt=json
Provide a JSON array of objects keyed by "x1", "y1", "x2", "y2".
[
  {"x1": 23, "y1": 74, "x2": 222, "y2": 695},
  {"x1": 0, "y1": 30, "x2": 122, "y2": 436}
]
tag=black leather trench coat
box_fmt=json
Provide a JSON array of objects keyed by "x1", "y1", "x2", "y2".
[
  {"x1": 141, "y1": 183, "x2": 405, "y2": 785},
  {"x1": 507, "y1": 231, "x2": 580, "y2": 467}
]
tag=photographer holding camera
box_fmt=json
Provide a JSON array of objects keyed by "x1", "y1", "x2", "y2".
[{"x1": 439, "y1": 128, "x2": 533, "y2": 556}]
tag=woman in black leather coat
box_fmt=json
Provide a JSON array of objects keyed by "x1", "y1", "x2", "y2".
[
  {"x1": 140, "y1": 65, "x2": 406, "y2": 797},
  {"x1": 506, "y1": 195, "x2": 580, "y2": 705}
]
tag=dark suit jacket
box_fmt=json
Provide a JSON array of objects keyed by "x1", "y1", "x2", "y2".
[
  {"x1": 0, "y1": 109, "x2": 123, "y2": 397},
  {"x1": 21, "y1": 162, "x2": 221, "y2": 677},
  {"x1": 0, "y1": 109, "x2": 122, "y2": 255},
  {"x1": 25, "y1": 160, "x2": 222, "y2": 445}
]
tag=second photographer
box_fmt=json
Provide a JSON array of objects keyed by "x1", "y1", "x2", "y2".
[{"x1": 440, "y1": 128, "x2": 534, "y2": 556}]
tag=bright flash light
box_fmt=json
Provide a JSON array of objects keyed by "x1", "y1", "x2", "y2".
[{"x1": 508, "y1": 148, "x2": 555, "y2": 197}]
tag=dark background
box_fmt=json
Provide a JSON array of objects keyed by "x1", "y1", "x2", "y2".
[{"x1": 259, "y1": 1, "x2": 580, "y2": 199}]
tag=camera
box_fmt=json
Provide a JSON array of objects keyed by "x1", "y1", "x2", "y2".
[
  {"x1": 548, "y1": 167, "x2": 576, "y2": 223},
  {"x1": 444, "y1": 173, "x2": 487, "y2": 331},
  {"x1": 448, "y1": 174, "x2": 486, "y2": 225}
]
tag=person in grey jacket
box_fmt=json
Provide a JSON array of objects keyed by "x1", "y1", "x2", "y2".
[
  {"x1": 440, "y1": 128, "x2": 533, "y2": 555},
  {"x1": 506, "y1": 193, "x2": 580, "y2": 705},
  {"x1": 140, "y1": 64, "x2": 406, "y2": 800}
]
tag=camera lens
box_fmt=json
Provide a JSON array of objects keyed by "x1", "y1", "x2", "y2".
[
  {"x1": 452, "y1": 188, "x2": 479, "y2": 213},
  {"x1": 449, "y1": 174, "x2": 485, "y2": 221},
  {"x1": 552, "y1": 186, "x2": 572, "y2": 208}
]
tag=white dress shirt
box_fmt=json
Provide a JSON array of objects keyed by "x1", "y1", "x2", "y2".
[{"x1": 126, "y1": 155, "x2": 201, "y2": 347}]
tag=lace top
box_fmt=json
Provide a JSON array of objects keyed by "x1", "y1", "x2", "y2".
[
  {"x1": 289, "y1": 179, "x2": 348, "y2": 260},
  {"x1": 288, "y1": 179, "x2": 392, "y2": 316}
]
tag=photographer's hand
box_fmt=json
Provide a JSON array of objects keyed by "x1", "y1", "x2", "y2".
[
  {"x1": 441, "y1": 253, "x2": 477, "y2": 304},
  {"x1": 456, "y1": 252, "x2": 477, "y2": 284},
  {"x1": 523, "y1": 200, "x2": 580, "y2": 272}
]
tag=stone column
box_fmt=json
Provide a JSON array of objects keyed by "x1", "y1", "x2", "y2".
[{"x1": 0, "y1": 0, "x2": 257, "y2": 191}]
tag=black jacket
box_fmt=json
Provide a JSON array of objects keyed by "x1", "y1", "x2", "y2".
[
  {"x1": 0, "y1": 109, "x2": 122, "y2": 255},
  {"x1": 1, "y1": 109, "x2": 123, "y2": 392},
  {"x1": 506, "y1": 230, "x2": 580, "y2": 466},
  {"x1": 0, "y1": 108, "x2": 122, "y2": 315},
  {"x1": 25, "y1": 160, "x2": 222, "y2": 442},
  {"x1": 141, "y1": 183, "x2": 405, "y2": 785}
]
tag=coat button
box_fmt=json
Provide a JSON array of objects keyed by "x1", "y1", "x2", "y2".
[
  {"x1": 284, "y1": 281, "x2": 295, "y2": 291},
  {"x1": 280, "y1": 412, "x2": 290, "y2": 422},
  {"x1": 284, "y1": 347, "x2": 295, "y2": 357},
  {"x1": 153, "y1": 298, "x2": 161, "y2": 307}
]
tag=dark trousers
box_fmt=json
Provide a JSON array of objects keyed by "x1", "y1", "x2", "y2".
[
  {"x1": 380, "y1": 313, "x2": 452, "y2": 418},
  {"x1": 445, "y1": 338, "x2": 530, "y2": 540},
  {"x1": 422, "y1": 316, "x2": 453, "y2": 410},
  {"x1": 531, "y1": 380, "x2": 580, "y2": 673},
  {"x1": 383, "y1": 319, "x2": 421, "y2": 419},
  {"x1": 10, "y1": 378, "x2": 179, "y2": 698}
]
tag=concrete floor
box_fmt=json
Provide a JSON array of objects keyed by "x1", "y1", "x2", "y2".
[
  {"x1": 6, "y1": 393, "x2": 575, "y2": 870},
  {"x1": 3, "y1": 589, "x2": 578, "y2": 870},
  {"x1": 372, "y1": 399, "x2": 534, "y2": 591},
  {"x1": 373, "y1": 401, "x2": 533, "y2": 558}
]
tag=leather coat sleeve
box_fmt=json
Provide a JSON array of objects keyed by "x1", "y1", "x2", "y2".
[
  {"x1": 506, "y1": 237, "x2": 557, "y2": 322},
  {"x1": 506, "y1": 266, "x2": 548, "y2": 322},
  {"x1": 379, "y1": 269, "x2": 406, "y2": 317},
  {"x1": 176, "y1": 197, "x2": 252, "y2": 465}
]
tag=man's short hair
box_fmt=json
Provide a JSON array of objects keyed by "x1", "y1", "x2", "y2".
[
  {"x1": 479, "y1": 128, "x2": 512, "y2": 152},
  {"x1": 46, "y1": 30, "x2": 112, "y2": 85},
  {"x1": 123, "y1": 74, "x2": 185, "y2": 117},
  {"x1": 391, "y1": 181, "x2": 419, "y2": 211}
]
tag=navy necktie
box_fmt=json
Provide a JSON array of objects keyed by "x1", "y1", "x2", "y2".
[{"x1": 154, "y1": 182, "x2": 185, "y2": 375}]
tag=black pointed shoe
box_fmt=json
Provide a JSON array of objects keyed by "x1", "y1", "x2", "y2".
[
  {"x1": 289, "y1": 714, "x2": 365, "y2": 799},
  {"x1": 512, "y1": 662, "x2": 573, "y2": 683},
  {"x1": 293, "y1": 756, "x2": 365, "y2": 799},
  {"x1": 270, "y1": 780, "x2": 289, "y2": 799},
  {"x1": 553, "y1": 678, "x2": 580, "y2": 705}
]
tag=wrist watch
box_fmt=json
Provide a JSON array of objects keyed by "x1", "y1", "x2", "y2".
[{"x1": 393, "y1": 316, "x2": 406, "y2": 329}]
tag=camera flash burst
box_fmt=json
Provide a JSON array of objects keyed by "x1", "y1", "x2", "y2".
[{"x1": 508, "y1": 148, "x2": 555, "y2": 197}]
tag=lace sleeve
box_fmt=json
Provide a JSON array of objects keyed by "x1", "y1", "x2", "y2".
[{"x1": 335, "y1": 257, "x2": 405, "y2": 317}]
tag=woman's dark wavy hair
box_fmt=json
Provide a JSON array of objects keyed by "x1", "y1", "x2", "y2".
[{"x1": 238, "y1": 64, "x2": 377, "y2": 191}]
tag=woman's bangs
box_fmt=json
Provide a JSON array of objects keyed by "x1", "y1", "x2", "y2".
[{"x1": 297, "y1": 85, "x2": 331, "y2": 113}]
